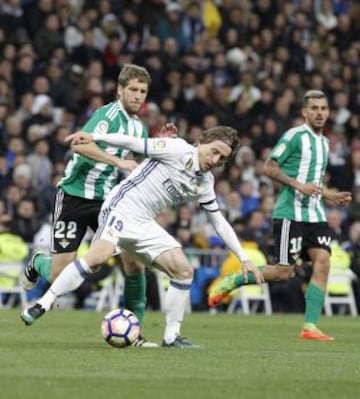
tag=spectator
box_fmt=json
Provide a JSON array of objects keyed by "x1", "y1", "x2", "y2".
[
  {"x1": 70, "y1": 29, "x2": 103, "y2": 68},
  {"x1": 10, "y1": 196, "x2": 42, "y2": 245},
  {"x1": 63, "y1": 14, "x2": 91, "y2": 54},
  {"x1": 224, "y1": 190, "x2": 242, "y2": 223},
  {"x1": 155, "y1": 3, "x2": 187, "y2": 52},
  {"x1": 33, "y1": 13, "x2": 63, "y2": 61},
  {"x1": 239, "y1": 181, "x2": 260, "y2": 217},
  {"x1": 26, "y1": 138, "x2": 53, "y2": 191},
  {"x1": 23, "y1": 94, "x2": 56, "y2": 145},
  {"x1": 346, "y1": 188, "x2": 360, "y2": 223},
  {"x1": 23, "y1": 0, "x2": 54, "y2": 38},
  {"x1": 182, "y1": 1, "x2": 204, "y2": 49},
  {"x1": 0, "y1": 154, "x2": 11, "y2": 197},
  {"x1": 316, "y1": 0, "x2": 338, "y2": 30}
]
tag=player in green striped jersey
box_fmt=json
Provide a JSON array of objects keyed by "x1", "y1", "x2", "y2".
[
  {"x1": 21, "y1": 64, "x2": 175, "y2": 347},
  {"x1": 209, "y1": 90, "x2": 352, "y2": 341}
]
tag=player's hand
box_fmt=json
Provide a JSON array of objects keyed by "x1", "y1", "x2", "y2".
[
  {"x1": 331, "y1": 191, "x2": 352, "y2": 207},
  {"x1": 157, "y1": 123, "x2": 178, "y2": 138},
  {"x1": 65, "y1": 131, "x2": 94, "y2": 145},
  {"x1": 241, "y1": 259, "x2": 265, "y2": 284},
  {"x1": 298, "y1": 182, "x2": 322, "y2": 197}
]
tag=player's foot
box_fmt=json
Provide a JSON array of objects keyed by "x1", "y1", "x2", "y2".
[
  {"x1": 208, "y1": 273, "x2": 237, "y2": 307},
  {"x1": 20, "y1": 303, "x2": 46, "y2": 326},
  {"x1": 299, "y1": 327, "x2": 335, "y2": 341},
  {"x1": 20, "y1": 250, "x2": 44, "y2": 290},
  {"x1": 162, "y1": 335, "x2": 202, "y2": 349},
  {"x1": 133, "y1": 335, "x2": 159, "y2": 348}
]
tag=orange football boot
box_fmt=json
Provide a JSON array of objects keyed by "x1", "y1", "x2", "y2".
[{"x1": 299, "y1": 328, "x2": 335, "y2": 341}]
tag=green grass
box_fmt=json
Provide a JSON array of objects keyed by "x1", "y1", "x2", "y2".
[{"x1": 1, "y1": 310, "x2": 359, "y2": 399}]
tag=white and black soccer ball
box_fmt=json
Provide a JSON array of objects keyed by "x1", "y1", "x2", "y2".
[{"x1": 101, "y1": 308, "x2": 140, "y2": 348}]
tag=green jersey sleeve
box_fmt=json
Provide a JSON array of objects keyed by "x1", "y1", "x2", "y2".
[
  {"x1": 269, "y1": 134, "x2": 295, "y2": 165},
  {"x1": 82, "y1": 107, "x2": 113, "y2": 135}
]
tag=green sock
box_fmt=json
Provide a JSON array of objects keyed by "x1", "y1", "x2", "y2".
[
  {"x1": 124, "y1": 273, "x2": 146, "y2": 326},
  {"x1": 234, "y1": 266, "x2": 265, "y2": 287},
  {"x1": 34, "y1": 253, "x2": 52, "y2": 282},
  {"x1": 304, "y1": 282, "x2": 325, "y2": 326}
]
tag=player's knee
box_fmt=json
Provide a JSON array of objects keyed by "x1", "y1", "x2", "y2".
[
  {"x1": 123, "y1": 259, "x2": 145, "y2": 274},
  {"x1": 313, "y1": 258, "x2": 331, "y2": 278},
  {"x1": 85, "y1": 240, "x2": 115, "y2": 268},
  {"x1": 170, "y1": 264, "x2": 194, "y2": 281},
  {"x1": 51, "y1": 253, "x2": 76, "y2": 281},
  {"x1": 274, "y1": 265, "x2": 294, "y2": 281},
  {"x1": 85, "y1": 247, "x2": 113, "y2": 268}
]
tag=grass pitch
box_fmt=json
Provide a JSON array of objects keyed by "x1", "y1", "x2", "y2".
[{"x1": 1, "y1": 310, "x2": 359, "y2": 399}]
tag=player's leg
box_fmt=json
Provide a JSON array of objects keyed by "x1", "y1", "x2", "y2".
[
  {"x1": 154, "y1": 247, "x2": 201, "y2": 348},
  {"x1": 20, "y1": 249, "x2": 52, "y2": 290},
  {"x1": 127, "y1": 220, "x2": 200, "y2": 348},
  {"x1": 121, "y1": 250, "x2": 146, "y2": 325},
  {"x1": 21, "y1": 239, "x2": 115, "y2": 325},
  {"x1": 299, "y1": 229, "x2": 334, "y2": 341},
  {"x1": 208, "y1": 263, "x2": 294, "y2": 307},
  {"x1": 21, "y1": 191, "x2": 97, "y2": 289},
  {"x1": 21, "y1": 251, "x2": 77, "y2": 289},
  {"x1": 121, "y1": 250, "x2": 158, "y2": 348},
  {"x1": 21, "y1": 206, "x2": 117, "y2": 325},
  {"x1": 208, "y1": 219, "x2": 298, "y2": 306}
]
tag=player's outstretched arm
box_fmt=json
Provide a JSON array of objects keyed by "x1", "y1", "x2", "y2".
[
  {"x1": 67, "y1": 132, "x2": 138, "y2": 171},
  {"x1": 207, "y1": 210, "x2": 264, "y2": 284},
  {"x1": 66, "y1": 130, "x2": 147, "y2": 153}
]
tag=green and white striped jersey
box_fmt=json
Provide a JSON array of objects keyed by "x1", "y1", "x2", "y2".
[
  {"x1": 59, "y1": 101, "x2": 148, "y2": 200},
  {"x1": 269, "y1": 123, "x2": 329, "y2": 223}
]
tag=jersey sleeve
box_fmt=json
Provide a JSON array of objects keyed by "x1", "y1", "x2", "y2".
[
  {"x1": 269, "y1": 133, "x2": 295, "y2": 165},
  {"x1": 144, "y1": 137, "x2": 190, "y2": 161},
  {"x1": 82, "y1": 108, "x2": 112, "y2": 135},
  {"x1": 198, "y1": 174, "x2": 219, "y2": 212},
  {"x1": 92, "y1": 135, "x2": 189, "y2": 163}
]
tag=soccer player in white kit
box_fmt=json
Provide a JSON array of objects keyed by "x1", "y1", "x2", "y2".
[{"x1": 21, "y1": 126, "x2": 263, "y2": 348}]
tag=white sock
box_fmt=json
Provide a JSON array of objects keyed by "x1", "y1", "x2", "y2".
[
  {"x1": 38, "y1": 259, "x2": 91, "y2": 311},
  {"x1": 163, "y1": 278, "x2": 192, "y2": 344}
]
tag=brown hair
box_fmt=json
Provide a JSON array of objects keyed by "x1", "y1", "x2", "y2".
[
  {"x1": 117, "y1": 64, "x2": 152, "y2": 87},
  {"x1": 199, "y1": 126, "x2": 240, "y2": 152}
]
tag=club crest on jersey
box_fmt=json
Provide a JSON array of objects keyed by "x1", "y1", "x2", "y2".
[
  {"x1": 273, "y1": 143, "x2": 286, "y2": 157},
  {"x1": 94, "y1": 120, "x2": 109, "y2": 134},
  {"x1": 153, "y1": 139, "x2": 166, "y2": 151},
  {"x1": 59, "y1": 239, "x2": 70, "y2": 249}
]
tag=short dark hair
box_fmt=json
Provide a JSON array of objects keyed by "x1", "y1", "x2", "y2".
[
  {"x1": 199, "y1": 126, "x2": 239, "y2": 152},
  {"x1": 303, "y1": 90, "x2": 327, "y2": 105},
  {"x1": 117, "y1": 64, "x2": 151, "y2": 87}
]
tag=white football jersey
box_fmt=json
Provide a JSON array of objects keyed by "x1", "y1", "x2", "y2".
[
  {"x1": 93, "y1": 134, "x2": 249, "y2": 262},
  {"x1": 103, "y1": 138, "x2": 219, "y2": 218}
]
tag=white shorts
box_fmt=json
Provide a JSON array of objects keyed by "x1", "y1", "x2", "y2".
[{"x1": 95, "y1": 208, "x2": 181, "y2": 265}]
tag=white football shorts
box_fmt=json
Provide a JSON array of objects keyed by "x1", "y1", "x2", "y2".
[{"x1": 95, "y1": 208, "x2": 181, "y2": 265}]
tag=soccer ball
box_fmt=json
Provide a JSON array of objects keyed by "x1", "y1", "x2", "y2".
[{"x1": 101, "y1": 308, "x2": 140, "y2": 348}]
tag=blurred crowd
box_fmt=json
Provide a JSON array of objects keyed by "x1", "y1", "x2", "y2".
[{"x1": 1, "y1": 0, "x2": 360, "y2": 312}]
